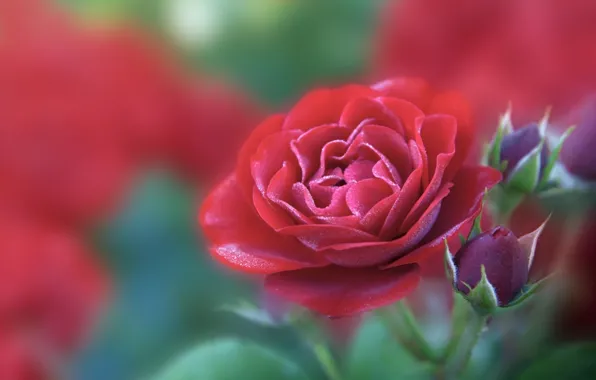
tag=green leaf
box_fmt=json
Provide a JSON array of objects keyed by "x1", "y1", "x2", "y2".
[
  {"x1": 506, "y1": 142, "x2": 544, "y2": 193},
  {"x1": 517, "y1": 343, "x2": 596, "y2": 380},
  {"x1": 538, "y1": 126, "x2": 575, "y2": 191},
  {"x1": 218, "y1": 301, "x2": 283, "y2": 327},
  {"x1": 154, "y1": 338, "x2": 309, "y2": 380},
  {"x1": 346, "y1": 317, "x2": 435, "y2": 380}
]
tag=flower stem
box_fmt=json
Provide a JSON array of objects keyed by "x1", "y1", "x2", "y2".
[
  {"x1": 313, "y1": 342, "x2": 343, "y2": 380},
  {"x1": 454, "y1": 313, "x2": 488, "y2": 376},
  {"x1": 378, "y1": 301, "x2": 439, "y2": 363}
]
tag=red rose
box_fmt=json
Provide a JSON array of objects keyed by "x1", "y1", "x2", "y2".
[
  {"x1": 168, "y1": 80, "x2": 265, "y2": 184},
  {"x1": 0, "y1": 214, "x2": 106, "y2": 378},
  {"x1": 200, "y1": 78, "x2": 501, "y2": 316},
  {"x1": 374, "y1": 0, "x2": 596, "y2": 136}
]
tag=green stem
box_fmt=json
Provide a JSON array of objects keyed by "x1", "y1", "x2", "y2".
[
  {"x1": 455, "y1": 313, "x2": 488, "y2": 376},
  {"x1": 439, "y1": 294, "x2": 469, "y2": 364},
  {"x1": 313, "y1": 342, "x2": 343, "y2": 380},
  {"x1": 378, "y1": 302, "x2": 438, "y2": 363}
]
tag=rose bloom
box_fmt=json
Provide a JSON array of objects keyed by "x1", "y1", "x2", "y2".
[
  {"x1": 0, "y1": 213, "x2": 106, "y2": 378},
  {"x1": 200, "y1": 78, "x2": 501, "y2": 316}
]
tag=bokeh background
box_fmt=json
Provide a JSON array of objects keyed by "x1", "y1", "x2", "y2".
[{"x1": 2, "y1": 0, "x2": 596, "y2": 379}]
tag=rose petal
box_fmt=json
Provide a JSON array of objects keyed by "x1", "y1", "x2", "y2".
[
  {"x1": 371, "y1": 77, "x2": 433, "y2": 111},
  {"x1": 428, "y1": 91, "x2": 475, "y2": 181},
  {"x1": 290, "y1": 124, "x2": 351, "y2": 182},
  {"x1": 251, "y1": 130, "x2": 301, "y2": 194},
  {"x1": 283, "y1": 85, "x2": 376, "y2": 131},
  {"x1": 344, "y1": 159, "x2": 376, "y2": 183},
  {"x1": 324, "y1": 184, "x2": 450, "y2": 267},
  {"x1": 291, "y1": 182, "x2": 352, "y2": 217},
  {"x1": 237, "y1": 114, "x2": 285, "y2": 197},
  {"x1": 359, "y1": 191, "x2": 400, "y2": 235},
  {"x1": 399, "y1": 115, "x2": 457, "y2": 233},
  {"x1": 383, "y1": 166, "x2": 502, "y2": 270},
  {"x1": 339, "y1": 97, "x2": 404, "y2": 134},
  {"x1": 313, "y1": 215, "x2": 362, "y2": 229},
  {"x1": 264, "y1": 264, "x2": 421, "y2": 316},
  {"x1": 379, "y1": 142, "x2": 423, "y2": 240},
  {"x1": 200, "y1": 174, "x2": 328, "y2": 274},
  {"x1": 278, "y1": 222, "x2": 378, "y2": 251},
  {"x1": 372, "y1": 160, "x2": 402, "y2": 189},
  {"x1": 345, "y1": 178, "x2": 393, "y2": 218},
  {"x1": 354, "y1": 125, "x2": 411, "y2": 180}
]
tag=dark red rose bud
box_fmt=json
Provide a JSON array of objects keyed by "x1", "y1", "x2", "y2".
[
  {"x1": 560, "y1": 95, "x2": 596, "y2": 181},
  {"x1": 454, "y1": 226, "x2": 528, "y2": 306},
  {"x1": 500, "y1": 123, "x2": 549, "y2": 180}
]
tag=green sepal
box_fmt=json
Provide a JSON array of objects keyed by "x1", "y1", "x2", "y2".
[
  {"x1": 444, "y1": 239, "x2": 457, "y2": 283},
  {"x1": 487, "y1": 109, "x2": 513, "y2": 170},
  {"x1": 537, "y1": 126, "x2": 575, "y2": 191},
  {"x1": 502, "y1": 274, "x2": 554, "y2": 309},
  {"x1": 464, "y1": 265, "x2": 499, "y2": 316},
  {"x1": 506, "y1": 142, "x2": 544, "y2": 193}
]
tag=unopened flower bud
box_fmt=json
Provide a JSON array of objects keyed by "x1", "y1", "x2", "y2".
[
  {"x1": 454, "y1": 227, "x2": 528, "y2": 306},
  {"x1": 500, "y1": 123, "x2": 549, "y2": 181},
  {"x1": 560, "y1": 95, "x2": 596, "y2": 181}
]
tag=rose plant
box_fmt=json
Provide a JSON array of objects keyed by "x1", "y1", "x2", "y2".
[{"x1": 200, "y1": 78, "x2": 501, "y2": 317}]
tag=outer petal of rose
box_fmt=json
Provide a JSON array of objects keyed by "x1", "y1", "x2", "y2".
[
  {"x1": 371, "y1": 77, "x2": 433, "y2": 111},
  {"x1": 377, "y1": 97, "x2": 429, "y2": 185},
  {"x1": 428, "y1": 92, "x2": 474, "y2": 181},
  {"x1": 339, "y1": 97, "x2": 404, "y2": 134},
  {"x1": 278, "y1": 223, "x2": 379, "y2": 251},
  {"x1": 324, "y1": 184, "x2": 450, "y2": 267},
  {"x1": 264, "y1": 264, "x2": 420, "y2": 316},
  {"x1": 237, "y1": 114, "x2": 285, "y2": 197},
  {"x1": 379, "y1": 142, "x2": 423, "y2": 240},
  {"x1": 200, "y1": 174, "x2": 328, "y2": 274},
  {"x1": 282, "y1": 85, "x2": 377, "y2": 131},
  {"x1": 399, "y1": 115, "x2": 456, "y2": 233},
  {"x1": 383, "y1": 166, "x2": 502, "y2": 270},
  {"x1": 251, "y1": 130, "x2": 301, "y2": 194}
]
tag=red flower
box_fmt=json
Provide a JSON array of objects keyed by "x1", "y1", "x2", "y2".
[
  {"x1": 0, "y1": 214, "x2": 106, "y2": 378},
  {"x1": 374, "y1": 0, "x2": 596, "y2": 136},
  {"x1": 200, "y1": 78, "x2": 501, "y2": 316},
  {"x1": 0, "y1": 3, "x2": 192, "y2": 224},
  {"x1": 168, "y1": 80, "x2": 265, "y2": 184}
]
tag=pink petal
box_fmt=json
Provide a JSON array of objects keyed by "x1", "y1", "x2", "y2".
[
  {"x1": 359, "y1": 191, "x2": 400, "y2": 235},
  {"x1": 339, "y1": 97, "x2": 404, "y2": 134},
  {"x1": 399, "y1": 115, "x2": 456, "y2": 233},
  {"x1": 264, "y1": 264, "x2": 421, "y2": 316},
  {"x1": 371, "y1": 77, "x2": 433, "y2": 111},
  {"x1": 344, "y1": 159, "x2": 376, "y2": 182},
  {"x1": 378, "y1": 142, "x2": 423, "y2": 240},
  {"x1": 200, "y1": 174, "x2": 328, "y2": 274},
  {"x1": 290, "y1": 124, "x2": 351, "y2": 182},
  {"x1": 278, "y1": 223, "x2": 378, "y2": 251},
  {"x1": 345, "y1": 178, "x2": 393, "y2": 218},
  {"x1": 324, "y1": 184, "x2": 450, "y2": 267},
  {"x1": 251, "y1": 130, "x2": 301, "y2": 194},
  {"x1": 291, "y1": 182, "x2": 351, "y2": 217}
]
